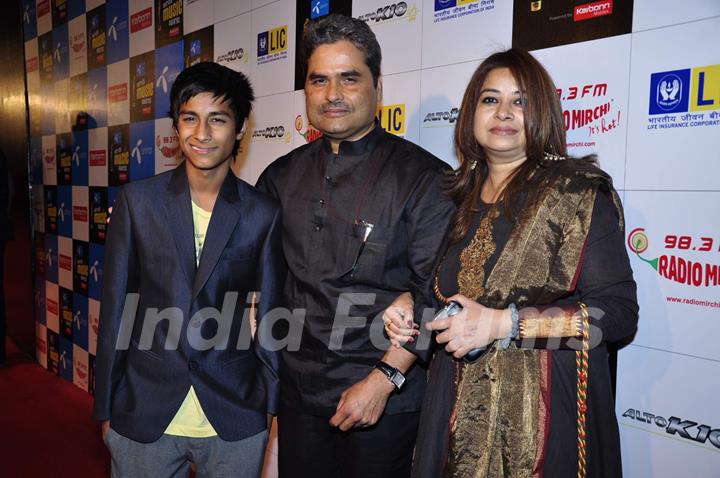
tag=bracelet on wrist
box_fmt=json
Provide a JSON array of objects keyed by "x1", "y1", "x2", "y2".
[{"x1": 499, "y1": 303, "x2": 520, "y2": 349}]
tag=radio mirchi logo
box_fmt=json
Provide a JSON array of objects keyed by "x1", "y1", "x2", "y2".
[
  {"x1": 628, "y1": 228, "x2": 720, "y2": 289},
  {"x1": 295, "y1": 115, "x2": 322, "y2": 143}
]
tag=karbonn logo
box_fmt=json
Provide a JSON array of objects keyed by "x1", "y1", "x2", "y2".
[
  {"x1": 574, "y1": 1, "x2": 613, "y2": 21},
  {"x1": 26, "y1": 56, "x2": 38, "y2": 73},
  {"x1": 377, "y1": 104, "x2": 405, "y2": 136},
  {"x1": 622, "y1": 408, "x2": 720, "y2": 450},
  {"x1": 131, "y1": 7, "x2": 152, "y2": 33},
  {"x1": 252, "y1": 126, "x2": 288, "y2": 141},
  {"x1": 357, "y1": 2, "x2": 410, "y2": 23},
  {"x1": 37, "y1": 0, "x2": 49, "y2": 16},
  {"x1": 89, "y1": 150, "x2": 106, "y2": 166},
  {"x1": 109, "y1": 83, "x2": 128, "y2": 103}
]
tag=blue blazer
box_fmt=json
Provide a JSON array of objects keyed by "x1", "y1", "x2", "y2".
[{"x1": 92, "y1": 164, "x2": 284, "y2": 443}]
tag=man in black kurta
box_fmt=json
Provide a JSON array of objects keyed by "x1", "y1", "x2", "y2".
[{"x1": 256, "y1": 14, "x2": 454, "y2": 478}]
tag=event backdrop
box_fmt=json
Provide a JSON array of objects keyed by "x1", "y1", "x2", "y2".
[{"x1": 22, "y1": 0, "x2": 720, "y2": 475}]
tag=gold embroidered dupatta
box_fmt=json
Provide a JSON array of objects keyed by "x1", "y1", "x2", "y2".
[{"x1": 444, "y1": 164, "x2": 622, "y2": 478}]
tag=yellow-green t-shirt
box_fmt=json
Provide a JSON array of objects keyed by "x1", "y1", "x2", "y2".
[{"x1": 164, "y1": 201, "x2": 217, "y2": 437}]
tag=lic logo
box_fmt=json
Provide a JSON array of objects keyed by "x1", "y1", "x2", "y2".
[
  {"x1": 657, "y1": 75, "x2": 682, "y2": 109},
  {"x1": 257, "y1": 32, "x2": 268, "y2": 57},
  {"x1": 435, "y1": 0, "x2": 456, "y2": 11},
  {"x1": 649, "y1": 69, "x2": 690, "y2": 115}
]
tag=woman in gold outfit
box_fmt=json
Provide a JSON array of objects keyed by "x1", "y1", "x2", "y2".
[{"x1": 384, "y1": 49, "x2": 637, "y2": 477}]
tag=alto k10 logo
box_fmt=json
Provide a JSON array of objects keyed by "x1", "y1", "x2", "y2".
[
  {"x1": 257, "y1": 25, "x2": 288, "y2": 65},
  {"x1": 357, "y1": 2, "x2": 417, "y2": 24},
  {"x1": 217, "y1": 48, "x2": 245, "y2": 64},
  {"x1": 252, "y1": 125, "x2": 291, "y2": 143},
  {"x1": 622, "y1": 408, "x2": 720, "y2": 450},
  {"x1": 628, "y1": 228, "x2": 720, "y2": 288},
  {"x1": 423, "y1": 107, "x2": 459, "y2": 127}
]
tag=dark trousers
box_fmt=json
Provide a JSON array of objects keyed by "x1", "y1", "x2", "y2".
[{"x1": 278, "y1": 403, "x2": 419, "y2": 478}]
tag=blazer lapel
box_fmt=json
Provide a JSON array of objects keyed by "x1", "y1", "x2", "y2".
[
  {"x1": 192, "y1": 170, "x2": 241, "y2": 299},
  {"x1": 163, "y1": 164, "x2": 197, "y2": 292}
]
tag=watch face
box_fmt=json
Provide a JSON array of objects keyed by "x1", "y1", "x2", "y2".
[{"x1": 391, "y1": 373, "x2": 406, "y2": 390}]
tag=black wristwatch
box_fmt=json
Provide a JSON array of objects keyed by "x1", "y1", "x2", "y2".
[{"x1": 373, "y1": 361, "x2": 406, "y2": 391}]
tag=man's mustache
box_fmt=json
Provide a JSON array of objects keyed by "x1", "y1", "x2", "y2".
[{"x1": 321, "y1": 102, "x2": 352, "y2": 113}]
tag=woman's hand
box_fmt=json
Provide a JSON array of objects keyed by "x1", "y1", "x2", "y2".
[
  {"x1": 382, "y1": 292, "x2": 420, "y2": 348},
  {"x1": 426, "y1": 294, "x2": 512, "y2": 358}
]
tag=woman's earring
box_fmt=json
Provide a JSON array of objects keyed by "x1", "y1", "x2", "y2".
[{"x1": 469, "y1": 160, "x2": 477, "y2": 170}]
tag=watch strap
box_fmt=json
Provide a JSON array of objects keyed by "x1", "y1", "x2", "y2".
[{"x1": 373, "y1": 361, "x2": 405, "y2": 390}]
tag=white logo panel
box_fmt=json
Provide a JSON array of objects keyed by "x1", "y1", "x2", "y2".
[
  {"x1": 422, "y1": 0, "x2": 511, "y2": 69},
  {"x1": 419, "y1": 60, "x2": 479, "y2": 169},
  {"x1": 532, "y1": 35, "x2": 632, "y2": 190},
  {"x1": 625, "y1": 18, "x2": 720, "y2": 191},
  {"x1": 239, "y1": 92, "x2": 294, "y2": 186},
  {"x1": 353, "y1": 0, "x2": 423, "y2": 75},
  {"x1": 214, "y1": 12, "x2": 251, "y2": 76},
  {"x1": 251, "y1": 0, "x2": 295, "y2": 97},
  {"x1": 69, "y1": 14, "x2": 88, "y2": 76}
]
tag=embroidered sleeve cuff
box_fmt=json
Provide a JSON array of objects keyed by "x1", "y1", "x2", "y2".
[{"x1": 517, "y1": 304, "x2": 583, "y2": 339}]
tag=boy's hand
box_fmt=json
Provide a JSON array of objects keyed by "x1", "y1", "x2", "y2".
[{"x1": 101, "y1": 420, "x2": 110, "y2": 442}]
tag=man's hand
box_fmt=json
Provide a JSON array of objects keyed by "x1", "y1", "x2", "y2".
[
  {"x1": 101, "y1": 420, "x2": 110, "y2": 443},
  {"x1": 329, "y1": 370, "x2": 395, "y2": 432}
]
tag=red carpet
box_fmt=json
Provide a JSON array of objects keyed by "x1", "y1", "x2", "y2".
[{"x1": 0, "y1": 338, "x2": 110, "y2": 477}]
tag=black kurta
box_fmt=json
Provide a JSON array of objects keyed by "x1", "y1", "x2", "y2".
[
  {"x1": 414, "y1": 190, "x2": 637, "y2": 477},
  {"x1": 256, "y1": 124, "x2": 455, "y2": 417}
]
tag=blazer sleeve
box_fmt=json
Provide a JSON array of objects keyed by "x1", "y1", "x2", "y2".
[
  {"x1": 92, "y1": 188, "x2": 137, "y2": 421},
  {"x1": 254, "y1": 206, "x2": 286, "y2": 415}
]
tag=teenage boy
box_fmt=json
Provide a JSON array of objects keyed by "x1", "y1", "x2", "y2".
[{"x1": 93, "y1": 62, "x2": 283, "y2": 478}]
